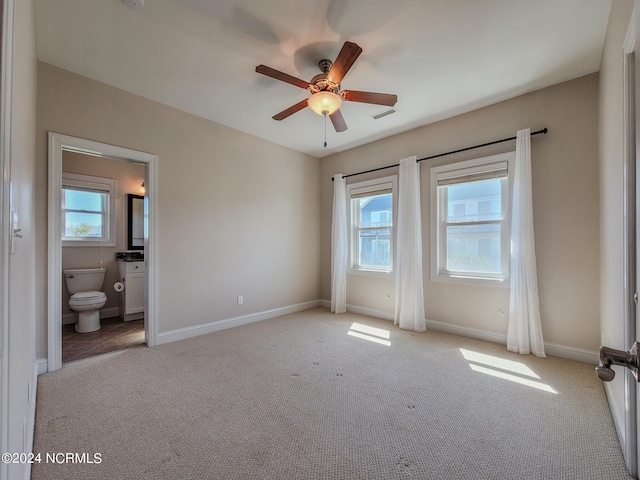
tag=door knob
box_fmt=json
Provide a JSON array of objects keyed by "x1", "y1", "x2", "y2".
[{"x1": 596, "y1": 342, "x2": 640, "y2": 382}]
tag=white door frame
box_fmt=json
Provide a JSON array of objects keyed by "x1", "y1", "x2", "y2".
[
  {"x1": 47, "y1": 133, "x2": 159, "y2": 372},
  {"x1": 0, "y1": 0, "x2": 12, "y2": 478},
  {"x1": 623, "y1": 2, "x2": 640, "y2": 476}
]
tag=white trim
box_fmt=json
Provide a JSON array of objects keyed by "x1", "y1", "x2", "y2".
[
  {"x1": 48, "y1": 133, "x2": 159, "y2": 371},
  {"x1": 321, "y1": 300, "x2": 599, "y2": 364},
  {"x1": 619, "y1": 2, "x2": 640, "y2": 476},
  {"x1": 346, "y1": 303, "x2": 394, "y2": 321},
  {"x1": 0, "y1": 2, "x2": 14, "y2": 479},
  {"x1": 23, "y1": 361, "x2": 38, "y2": 480},
  {"x1": 35, "y1": 359, "x2": 47, "y2": 376},
  {"x1": 157, "y1": 301, "x2": 321, "y2": 345}
]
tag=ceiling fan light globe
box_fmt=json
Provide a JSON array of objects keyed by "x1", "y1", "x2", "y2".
[{"x1": 308, "y1": 91, "x2": 342, "y2": 116}]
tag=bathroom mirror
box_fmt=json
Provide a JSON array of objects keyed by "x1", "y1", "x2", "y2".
[{"x1": 127, "y1": 194, "x2": 144, "y2": 250}]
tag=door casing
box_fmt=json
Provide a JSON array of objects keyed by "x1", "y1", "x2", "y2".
[{"x1": 47, "y1": 133, "x2": 159, "y2": 371}]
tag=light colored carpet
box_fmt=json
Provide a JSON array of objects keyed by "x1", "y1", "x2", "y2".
[{"x1": 32, "y1": 308, "x2": 633, "y2": 479}]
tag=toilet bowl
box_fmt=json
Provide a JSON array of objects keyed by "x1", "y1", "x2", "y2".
[
  {"x1": 68, "y1": 291, "x2": 107, "y2": 333},
  {"x1": 64, "y1": 267, "x2": 107, "y2": 333}
]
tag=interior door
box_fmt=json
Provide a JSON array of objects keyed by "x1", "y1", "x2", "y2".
[
  {"x1": 635, "y1": 47, "x2": 640, "y2": 478},
  {"x1": 597, "y1": 39, "x2": 640, "y2": 479}
]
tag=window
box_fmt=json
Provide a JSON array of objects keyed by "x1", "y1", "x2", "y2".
[
  {"x1": 62, "y1": 173, "x2": 116, "y2": 246},
  {"x1": 430, "y1": 152, "x2": 515, "y2": 284},
  {"x1": 347, "y1": 176, "x2": 397, "y2": 274}
]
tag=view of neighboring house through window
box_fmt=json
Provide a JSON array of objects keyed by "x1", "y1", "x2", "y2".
[
  {"x1": 430, "y1": 152, "x2": 515, "y2": 283},
  {"x1": 347, "y1": 175, "x2": 397, "y2": 274},
  {"x1": 62, "y1": 172, "x2": 116, "y2": 246}
]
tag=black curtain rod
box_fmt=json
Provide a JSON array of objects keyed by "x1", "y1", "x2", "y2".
[{"x1": 332, "y1": 128, "x2": 548, "y2": 181}]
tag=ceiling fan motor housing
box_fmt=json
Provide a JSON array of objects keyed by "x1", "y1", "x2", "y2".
[
  {"x1": 318, "y1": 59, "x2": 332, "y2": 74},
  {"x1": 310, "y1": 60, "x2": 339, "y2": 94}
]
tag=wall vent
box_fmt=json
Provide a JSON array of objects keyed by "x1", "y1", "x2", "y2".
[{"x1": 372, "y1": 108, "x2": 396, "y2": 120}]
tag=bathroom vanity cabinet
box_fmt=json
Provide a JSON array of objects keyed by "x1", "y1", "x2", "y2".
[{"x1": 118, "y1": 261, "x2": 145, "y2": 321}]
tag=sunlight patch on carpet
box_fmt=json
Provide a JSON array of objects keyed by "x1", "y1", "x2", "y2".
[
  {"x1": 348, "y1": 322, "x2": 391, "y2": 346},
  {"x1": 460, "y1": 348, "x2": 557, "y2": 394}
]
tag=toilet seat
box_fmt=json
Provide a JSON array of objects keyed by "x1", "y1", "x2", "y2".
[{"x1": 69, "y1": 291, "x2": 106, "y2": 305}]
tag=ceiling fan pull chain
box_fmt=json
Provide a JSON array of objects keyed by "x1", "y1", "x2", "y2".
[{"x1": 324, "y1": 114, "x2": 328, "y2": 148}]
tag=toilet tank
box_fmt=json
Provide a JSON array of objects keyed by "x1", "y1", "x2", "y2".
[{"x1": 63, "y1": 267, "x2": 106, "y2": 294}]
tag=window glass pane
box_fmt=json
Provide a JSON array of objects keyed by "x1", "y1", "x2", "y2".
[
  {"x1": 358, "y1": 194, "x2": 392, "y2": 228},
  {"x1": 358, "y1": 228, "x2": 391, "y2": 267},
  {"x1": 446, "y1": 178, "x2": 502, "y2": 222},
  {"x1": 64, "y1": 189, "x2": 104, "y2": 212},
  {"x1": 64, "y1": 212, "x2": 103, "y2": 238},
  {"x1": 446, "y1": 224, "x2": 501, "y2": 273}
]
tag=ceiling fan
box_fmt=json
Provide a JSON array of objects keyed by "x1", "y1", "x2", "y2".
[{"x1": 255, "y1": 41, "x2": 397, "y2": 133}]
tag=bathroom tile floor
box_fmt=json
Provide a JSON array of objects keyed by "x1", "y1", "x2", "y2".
[{"x1": 62, "y1": 317, "x2": 145, "y2": 363}]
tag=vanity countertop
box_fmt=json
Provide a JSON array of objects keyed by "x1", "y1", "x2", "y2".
[{"x1": 115, "y1": 252, "x2": 144, "y2": 262}]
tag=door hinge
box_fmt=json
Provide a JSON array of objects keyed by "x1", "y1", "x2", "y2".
[{"x1": 634, "y1": 292, "x2": 639, "y2": 304}]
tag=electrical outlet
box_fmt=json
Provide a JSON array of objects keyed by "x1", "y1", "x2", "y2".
[{"x1": 237, "y1": 296, "x2": 243, "y2": 306}]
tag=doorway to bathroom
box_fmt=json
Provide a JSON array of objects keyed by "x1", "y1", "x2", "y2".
[
  {"x1": 48, "y1": 133, "x2": 159, "y2": 372},
  {"x1": 61, "y1": 151, "x2": 147, "y2": 363}
]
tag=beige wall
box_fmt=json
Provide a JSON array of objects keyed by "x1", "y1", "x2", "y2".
[
  {"x1": 61, "y1": 151, "x2": 146, "y2": 318},
  {"x1": 321, "y1": 73, "x2": 601, "y2": 352},
  {"x1": 36, "y1": 62, "x2": 321, "y2": 358},
  {"x1": 598, "y1": 0, "x2": 634, "y2": 448},
  {"x1": 5, "y1": 0, "x2": 38, "y2": 477}
]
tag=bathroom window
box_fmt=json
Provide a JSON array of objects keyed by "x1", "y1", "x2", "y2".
[{"x1": 62, "y1": 173, "x2": 116, "y2": 247}]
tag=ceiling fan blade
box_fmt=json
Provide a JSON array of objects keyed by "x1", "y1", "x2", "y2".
[
  {"x1": 326, "y1": 42, "x2": 362, "y2": 85},
  {"x1": 256, "y1": 65, "x2": 310, "y2": 89},
  {"x1": 329, "y1": 110, "x2": 348, "y2": 132},
  {"x1": 273, "y1": 99, "x2": 309, "y2": 121},
  {"x1": 341, "y1": 90, "x2": 397, "y2": 106}
]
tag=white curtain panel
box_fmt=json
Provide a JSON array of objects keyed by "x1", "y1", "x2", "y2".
[
  {"x1": 331, "y1": 174, "x2": 347, "y2": 314},
  {"x1": 507, "y1": 129, "x2": 545, "y2": 357},
  {"x1": 395, "y1": 156, "x2": 426, "y2": 332}
]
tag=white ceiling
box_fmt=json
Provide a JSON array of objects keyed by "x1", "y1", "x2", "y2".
[{"x1": 34, "y1": 0, "x2": 612, "y2": 158}]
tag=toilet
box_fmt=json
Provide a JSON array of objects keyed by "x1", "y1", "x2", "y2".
[{"x1": 64, "y1": 267, "x2": 107, "y2": 333}]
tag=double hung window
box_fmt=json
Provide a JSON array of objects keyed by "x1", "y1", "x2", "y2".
[
  {"x1": 62, "y1": 173, "x2": 116, "y2": 246},
  {"x1": 430, "y1": 152, "x2": 514, "y2": 284},
  {"x1": 347, "y1": 176, "x2": 397, "y2": 274}
]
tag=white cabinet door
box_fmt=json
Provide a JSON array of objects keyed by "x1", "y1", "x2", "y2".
[{"x1": 126, "y1": 272, "x2": 145, "y2": 314}]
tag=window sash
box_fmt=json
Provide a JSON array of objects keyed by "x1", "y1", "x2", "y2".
[
  {"x1": 438, "y1": 179, "x2": 508, "y2": 280},
  {"x1": 347, "y1": 175, "x2": 396, "y2": 275},
  {"x1": 430, "y1": 152, "x2": 514, "y2": 284},
  {"x1": 61, "y1": 173, "x2": 116, "y2": 246}
]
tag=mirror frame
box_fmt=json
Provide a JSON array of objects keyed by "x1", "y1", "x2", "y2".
[{"x1": 127, "y1": 193, "x2": 144, "y2": 250}]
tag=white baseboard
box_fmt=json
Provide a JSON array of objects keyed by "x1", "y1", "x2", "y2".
[
  {"x1": 347, "y1": 304, "x2": 394, "y2": 321},
  {"x1": 543, "y1": 341, "x2": 599, "y2": 364},
  {"x1": 322, "y1": 300, "x2": 599, "y2": 364},
  {"x1": 36, "y1": 358, "x2": 48, "y2": 376},
  {"x1": 157, "y1": 300, "x2": 321, "y2": 345},
  {"x1": 425, "y1": 318, "x2": 508, "y2": 345},
  {"x1": 24, "y1": 361, "x2": 39, "y2": 480}
]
